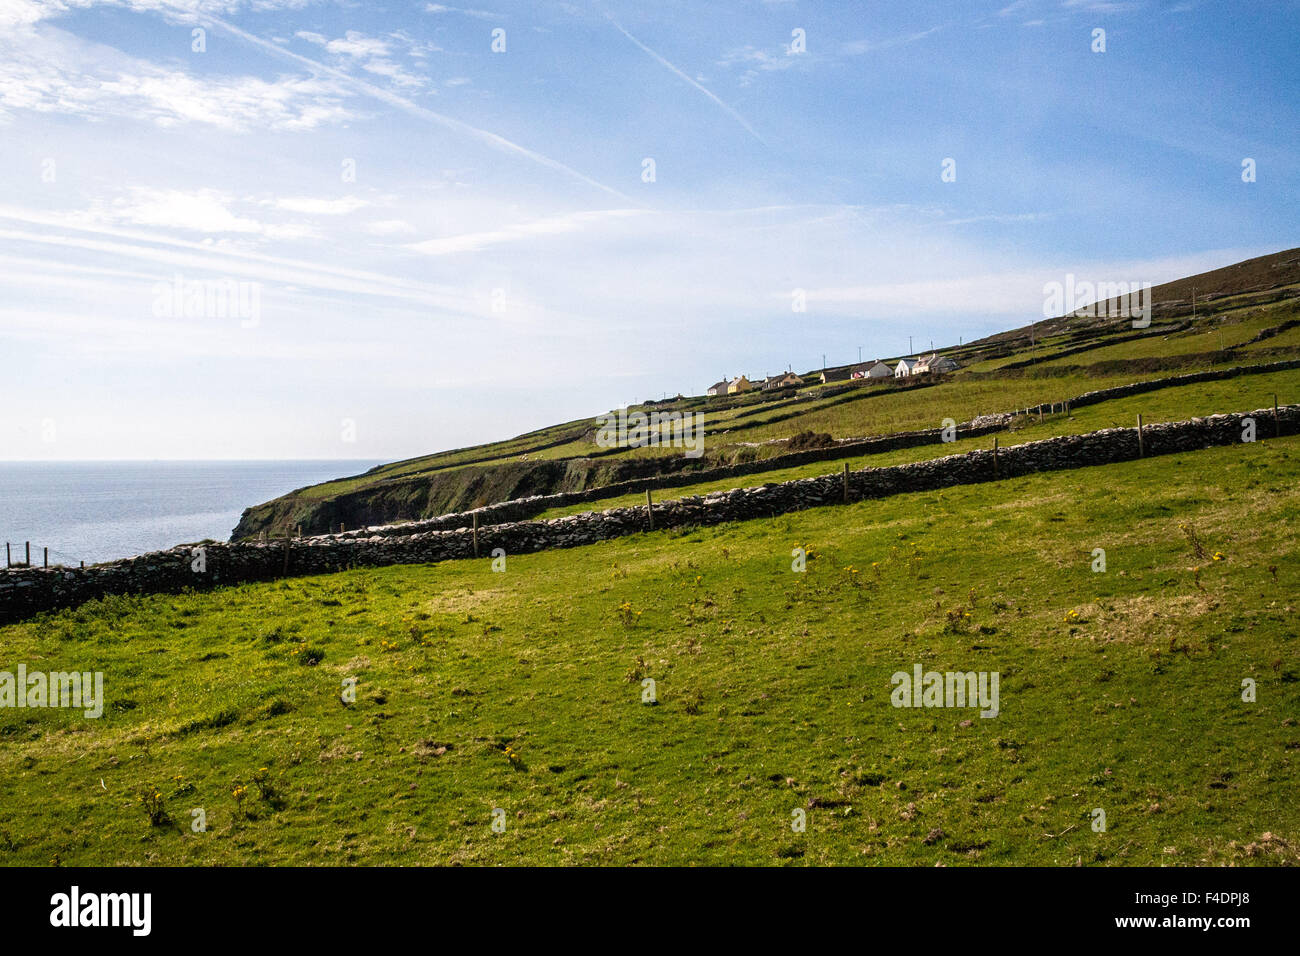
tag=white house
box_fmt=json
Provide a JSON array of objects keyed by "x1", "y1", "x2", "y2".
[
  {"x1": 894, "y1": 358, "x2": 917, "y2": 378},
  {"x1": 852, "y1": 360, "x2": 893, "y2": 380}
]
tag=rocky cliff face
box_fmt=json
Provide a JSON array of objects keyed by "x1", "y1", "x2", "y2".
[{"x1": 230, "y1": 419, "x2": 1006, "y2": 541}]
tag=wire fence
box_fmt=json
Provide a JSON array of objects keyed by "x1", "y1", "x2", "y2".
[{"x1": 3, "y1": 541, "x2": 86, "y2": 569}]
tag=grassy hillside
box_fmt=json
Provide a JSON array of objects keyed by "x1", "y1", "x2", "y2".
[
  {"x1": 533, "y1": 367, "x2": 1300, "y2": 520},
  {"x1": 231, "y1": 251, "x2": 1300, "y2": 541},
  {"x1": 3, "y1": 435, "x2": 1297, "y2": 865}
]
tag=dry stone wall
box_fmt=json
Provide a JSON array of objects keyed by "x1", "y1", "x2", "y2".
[{"x1": 2, "y1": 405, "x2": 1294, "y2": 625}]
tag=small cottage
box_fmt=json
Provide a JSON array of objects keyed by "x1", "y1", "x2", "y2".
[
  {"x1": 762, "y1": 372, "x2": 801, "y2": 391},
  {"x1": 853, "y1": 360, "x2": 892, "y2": 380},
  {"x1": 727, "y1": 375, "x2": 753, "y2": 395}
]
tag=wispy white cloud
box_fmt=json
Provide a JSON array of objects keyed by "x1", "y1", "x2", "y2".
[
  {"x1": 359, "y1": 58, "x2": 425, "y2": 87},
  {"x1": 714, "y1": 45, "x2": 806, "y2": 87},
  {"x1": 943, "y1": 212, "x2": 1048, "y2": 226},
  {"x1": 1061, "y1": 0, "x2": 1140, "y2": 13},
  {"x1": 2, "y1": 0, "x2": 329, "y2": 29},
  {"x1": 294, "y1": 28, "x2": 429, "y2": 89},
  {"x1": 2, "y1": 0, "x2": 628, "y2": 197},
  {"x1": 424, "y1": 3, "x2": 501, "y2": 20},
  {"x1": 173, "y1": 3, "x2": 634, "y2": 200},
  {"x1": 68, "y1": 187, "x2": 319, "y2": 239},
  {"x1": 0, "y1": 204, "x2": 468, "y2": 308},
  {"x1": 406, "y1": 209, "x2": 647, "y2": 256},
  {"x1": 321, "y1": 31, "x2": 391, "y2": 59},
  {"x1": 0, "y1": 0, "x2": 50, "y2": 27},
  {"x1": 717, "y1": 23, "x2": 945, "y2": 85},
  {"x1": 0, "y1": 18, "x2": 357, "y2": 130},
  {"x1": 841, "y1": 25, "x2": 946, "y2": 56},
  {"x1": 0, "y1": 302, "x2": 397, "y2": 363},
  {"x1": 605, "y1": 14, "x2": 765, "y2": 144},
  {"x1": 271, "y1": 196, "x2": 370, "y2": 215}
]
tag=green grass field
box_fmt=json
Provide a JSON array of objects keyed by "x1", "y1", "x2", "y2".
[
  {"x1": 7, "y1": 260, "x2": 1299, "y2": 867},
  {"x1": 3, "y1": 436, "x2": 1297, "y2": 865}
]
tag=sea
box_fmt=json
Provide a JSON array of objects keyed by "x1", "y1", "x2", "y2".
[{"x1": 0, "y1": 461, "x2": 383, "y2": 567}]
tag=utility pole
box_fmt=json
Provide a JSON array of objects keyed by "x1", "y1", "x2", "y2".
[
  {"x1": 858, "y1": 345, "x2": 863, "y2": 363},
  {"x1": 908, "y1": 335, "x2": 913, "y2": 355}
]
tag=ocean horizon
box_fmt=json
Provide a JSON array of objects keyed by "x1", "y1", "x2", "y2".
[{"x1": 0, "y1": 460, "x2": 384, "y2": 567}]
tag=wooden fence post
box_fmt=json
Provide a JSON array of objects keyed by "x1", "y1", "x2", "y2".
[
  {"x1": 43, "y1": 547, "x2": 48, "y2": 569},
  {"x1": 842, "y1": 461, "x2": 850, "y2": 503},
  {"x1": 25, "y1": 542, "x2": 30, "y2": 566},
  {"x1": 1038, "y1": 405, "x2": 1044, "y2": 423},
  {"x1": 5, "y1": 543, "x2": 9, "y2": 568},
  {"x1": 1137, "y1": 413, "x2": 1145, "y2": 457},
  {"x1": 472, "y1": 512, "x2": 480, "y2": 558},
  {"x1": 645, "y1": 489, "x2": 654, "y2": 531}
]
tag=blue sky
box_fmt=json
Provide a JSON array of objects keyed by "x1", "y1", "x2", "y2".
[{"x1": 0, "y1": 0, "x2": 1296, "y2": 460}]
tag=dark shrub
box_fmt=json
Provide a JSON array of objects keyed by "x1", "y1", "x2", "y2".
[{"x1": 786, "y1": 430, "x2": 836, "y2": 452}]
